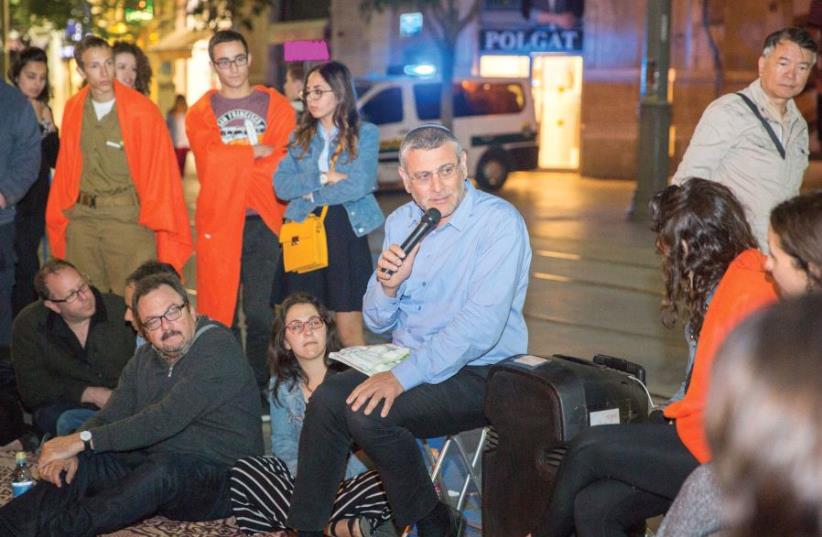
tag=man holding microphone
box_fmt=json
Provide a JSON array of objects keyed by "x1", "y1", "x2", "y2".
[{"x1": 287, "y1": 125, "x2": 532, "y2": 537}]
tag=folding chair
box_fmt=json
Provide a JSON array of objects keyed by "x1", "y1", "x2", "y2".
[{"x1": 401, "y1": 426, "x2": 492, "y2": 536}]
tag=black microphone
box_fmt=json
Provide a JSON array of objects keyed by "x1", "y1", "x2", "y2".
[{"x1": 381, "y1": 208, "x2": 441, "y2": 275}]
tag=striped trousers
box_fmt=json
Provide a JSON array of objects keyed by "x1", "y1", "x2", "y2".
[{"x1": 230, "y1": 455, "x2": 392, "y2": 535}]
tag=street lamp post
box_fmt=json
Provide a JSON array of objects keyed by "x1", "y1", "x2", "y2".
[{"x1": 628, "y1": 0, "x2": 672, "y2": 221}]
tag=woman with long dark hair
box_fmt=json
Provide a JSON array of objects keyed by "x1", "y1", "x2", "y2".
[
  {"x1": 656, "y1": 189, "x2": 822, "y2": 537},
  {"x1": 273, "y1": 61, "x2": 383, "y2": 347},
  {"x1": 9, "y1": 47, "x2": 59, "y2": 315},
  {"x1": 112, "y1": 41, "x2": 153, "y2": 95},
  {"x1": 230, "y1": 293, "x2": 391, "y2": 536},
  {"x1": 531, "y1": 178, "x2": 778, "y2": 537},
  {"x1": 766, "y1": 190, "x2": 822, "y2": 295}
]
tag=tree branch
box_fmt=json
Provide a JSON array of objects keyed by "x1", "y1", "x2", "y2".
[
  {"x1": 456, "y1": 0, "x2": 482, "y2": 34},
  {"x1": 424, "y1": 3, "x2": 447, "y2": 44}
]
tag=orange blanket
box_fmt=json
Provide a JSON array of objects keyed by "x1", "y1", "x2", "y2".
[
  {"x1": 186, "y1": 86, "x2": 295, "y2": 325},
  {"x1": 46, "y1": 82, "x2": 193, "y2": 274},
  {"x1": 664, "y1": 249, "x2": 777, "y2": 462}
]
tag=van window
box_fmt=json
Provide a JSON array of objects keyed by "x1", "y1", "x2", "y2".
[
  {"x1": 360, "y1": 87, "x2": 403, "y2": 125},
  {"x1": 354, "y1": 81, "x2": 373, "y2": 98},
  {"x1": 414, "y1": 81, "x2": 526, "y2": 120}
]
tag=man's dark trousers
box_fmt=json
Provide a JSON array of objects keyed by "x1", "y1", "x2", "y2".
[
  {"x1": 32, "y1": 399, "x2": 90, "y2": 438},
  {"x1": 234, "y1": 215, "x2": 280, "y2": 392},
  {"x1": 287, "y1": 365, "x2": 491, "y2": 530},
  {"x1": 0, "y1": 451, "x2": 232, "y2": 537}
]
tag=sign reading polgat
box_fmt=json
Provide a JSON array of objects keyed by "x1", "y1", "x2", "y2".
[{"x1": 480, "y1": 28, "x2": 583, "y2": 54}]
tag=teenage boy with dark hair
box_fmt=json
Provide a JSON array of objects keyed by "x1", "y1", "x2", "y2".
[{"x1": 187, "y1": 29, "x2": 296, "y2": 392}]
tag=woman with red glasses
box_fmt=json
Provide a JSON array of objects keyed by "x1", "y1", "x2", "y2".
[{"x1": 230, "y1": 293, "x2": 391, "y2": 537}]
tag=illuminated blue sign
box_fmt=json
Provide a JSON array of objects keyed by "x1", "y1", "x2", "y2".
[
  {"x1": 400, "y1": 12, "x2": 423, "y2": 37},
  {"x1": 480, "y1": 27, "x2": 583, "y2": 53}
]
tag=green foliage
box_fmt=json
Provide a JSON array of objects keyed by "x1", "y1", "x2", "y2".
[
  {"x1": 187, "y1": 0, "x2": 271, "y2": 30},
  {"x1": 11, "y1": 0, "x2": 88, "y2": 31}
]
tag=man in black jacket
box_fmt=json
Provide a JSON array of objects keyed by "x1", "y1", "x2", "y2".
[
  {"x1": 0, "y1": 272, "x2": 263, "y2": 537},
  {"x1": 11, "y1": 258, "x2": 134, "y2": 436}
]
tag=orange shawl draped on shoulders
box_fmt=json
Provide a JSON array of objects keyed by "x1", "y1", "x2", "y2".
[
  {"x1": 187, "y1": 86, "x2": 295, "y2": 326},
  {"x1": 46, "y1": 81, "x2": 193, "y2": 274},
  {"x1": 664, "y1": 248, "x2": 777, "y2": 463}
]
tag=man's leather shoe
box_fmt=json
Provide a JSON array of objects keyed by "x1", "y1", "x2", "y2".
[{"x1": 445, "y1": 506, "x2": 466, "y2": 537}]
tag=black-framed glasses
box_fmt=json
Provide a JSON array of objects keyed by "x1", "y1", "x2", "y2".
[
  {"x1": 300, "y1": 88, "x2": 335, "y2": 101},
  {"x1": 141, "y1": 303, "x2": 187, "y2": 331},
  {"x1": 49, "y1": 282, "x2": 91, "y2": 304},
  {"x1": 408, "y1": 162, "x2": 459, "y2": 185},
  {"x1": 213, "y1": 54, "x2": 249, "y2": 70},
  {"x1": 285, "y1": 316, "x2": 325, "y2": 335}
]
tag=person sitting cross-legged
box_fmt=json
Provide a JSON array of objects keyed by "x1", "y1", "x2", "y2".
[
  {"x1": 230, "y1": 292, "x2": 392, "y2": 536},
  {"x1": 54, "y1": 258, "x2": 180, "y2": 436},
  {"x1": 11, "y1": 259, "x2": 134, "y2": 438},
  {"x1": 0, "y1": 273, "x2": 262, "y2": 537}
]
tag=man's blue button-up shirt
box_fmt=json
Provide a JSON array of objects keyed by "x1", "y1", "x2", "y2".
[{"x1": 363, "y1": 181, "x2": 532, "y2": 390}]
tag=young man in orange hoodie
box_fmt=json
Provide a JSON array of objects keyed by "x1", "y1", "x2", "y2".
[
  {"x1": 46, "y1": 36, "x2": 192, "y2": 296},
  {"x1": 187, "y1": 30, "x2": 295, "y2": 393}
]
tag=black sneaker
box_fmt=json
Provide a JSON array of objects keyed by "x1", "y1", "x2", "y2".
[{"x1": 445, "y1": 506, "x2": 465, "y2": 537}]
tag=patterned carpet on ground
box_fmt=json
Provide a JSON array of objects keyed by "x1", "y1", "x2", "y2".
[{"x1": 0, "y1": 450, "x2": 246, "y2": 536}]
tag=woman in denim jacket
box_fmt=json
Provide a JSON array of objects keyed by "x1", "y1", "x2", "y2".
[
  {"x1": 273, "y1": 61, "x2": 384, "y2": 347},
  {"x1": 230, "y1": 293, "x2": 391, "y2": 536}
]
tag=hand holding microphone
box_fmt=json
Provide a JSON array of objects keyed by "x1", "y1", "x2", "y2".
[{"x1": 376, "y1": 208, "x2": 441, "y2": 294}]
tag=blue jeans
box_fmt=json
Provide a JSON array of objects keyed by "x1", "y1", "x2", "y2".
[
  {"x1": 0, "y1": 222, "x2": 16, "y2": 348},
  {"x1": 233, "y1": 216, "x2": 280, "y2": 391},
  {"x1": 56, "y1": 408, "x2": 97, "y2": 436},
  {"x1": 0, "y1": 450, "x2": 232, "y2": 537},
  {"x1": 33, "y1": 401, "x2": 89, "y2": 438}
]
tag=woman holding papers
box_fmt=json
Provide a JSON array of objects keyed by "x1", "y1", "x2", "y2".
[
  {"x1": 272, "y1": 61, "x2": 384, "y2": 347},
  {"x1": 230, "y1": 293, "x2": 391, "y2": 537}
]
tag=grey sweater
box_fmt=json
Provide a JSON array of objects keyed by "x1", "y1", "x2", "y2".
[
  {"x1": 84, "y1": 318, "x2": 263, "y2": 466},
  {"x1": 0, "y1": 80, "x2": 41, "y2": 226},
  {"x1": 656, "y1": 464, "x2": 723, "y2": 537}
]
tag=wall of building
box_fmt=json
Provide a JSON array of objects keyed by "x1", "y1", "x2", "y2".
[{"x1": 330, "y1": 0, "x2": 812, "y2": 179}]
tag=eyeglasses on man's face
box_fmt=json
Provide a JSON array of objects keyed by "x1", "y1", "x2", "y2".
[
  {"x1": 50, "y1": 282, "x2": 91, "y2": 304},
  {"x1": 285, "y1": 316, "x2": 325, "y2": 335},
  {"x1": 300, "y1": 88, "x2": 335, "y2": 101},
  {"x1": 213, "y1": 54, "x2": 249, "y2": 70},
  {"x1": 141, "y1": 303, "x2": 187, "y2": 331},
  {"x1": 407, "y1": 162, "x2": 460, "y2": 185}
]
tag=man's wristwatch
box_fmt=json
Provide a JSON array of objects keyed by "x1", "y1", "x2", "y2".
[
  {"x1": 79, "y1": 430, "x2": 93, "y2": 452},
  {"x1": 319, "y1": 172, "x2": 329, "y2": 185}
]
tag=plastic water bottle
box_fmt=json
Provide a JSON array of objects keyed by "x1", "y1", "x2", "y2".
[{"x1": 11, "y1": 451, "x2": 34, "y2": 497}]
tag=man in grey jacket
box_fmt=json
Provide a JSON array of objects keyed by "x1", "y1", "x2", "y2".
[
  {"x1": 0, "y1": 273, "x2": 263, "y2": 537},
  {"x1": 672, "y1": 27, "x2": 816, "y2": 249},
  {"x1": 0, "y1": 80, "x2": 41, "y2": 357}
]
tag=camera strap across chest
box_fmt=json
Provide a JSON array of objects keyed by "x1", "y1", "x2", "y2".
[{"x1": 736, "y1": 92, "x2": 786, "y2": 160}]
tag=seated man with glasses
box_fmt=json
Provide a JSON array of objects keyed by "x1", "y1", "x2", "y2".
[
  {"x1": 288, "y1": 125, "x2": 532, "y2": 537},
  {"x1": 0, "y1": 272, "x2": 263, "y2": 537},
  {"x1": 10, "y1": 258, "x2": 135, "y2": 437}
]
